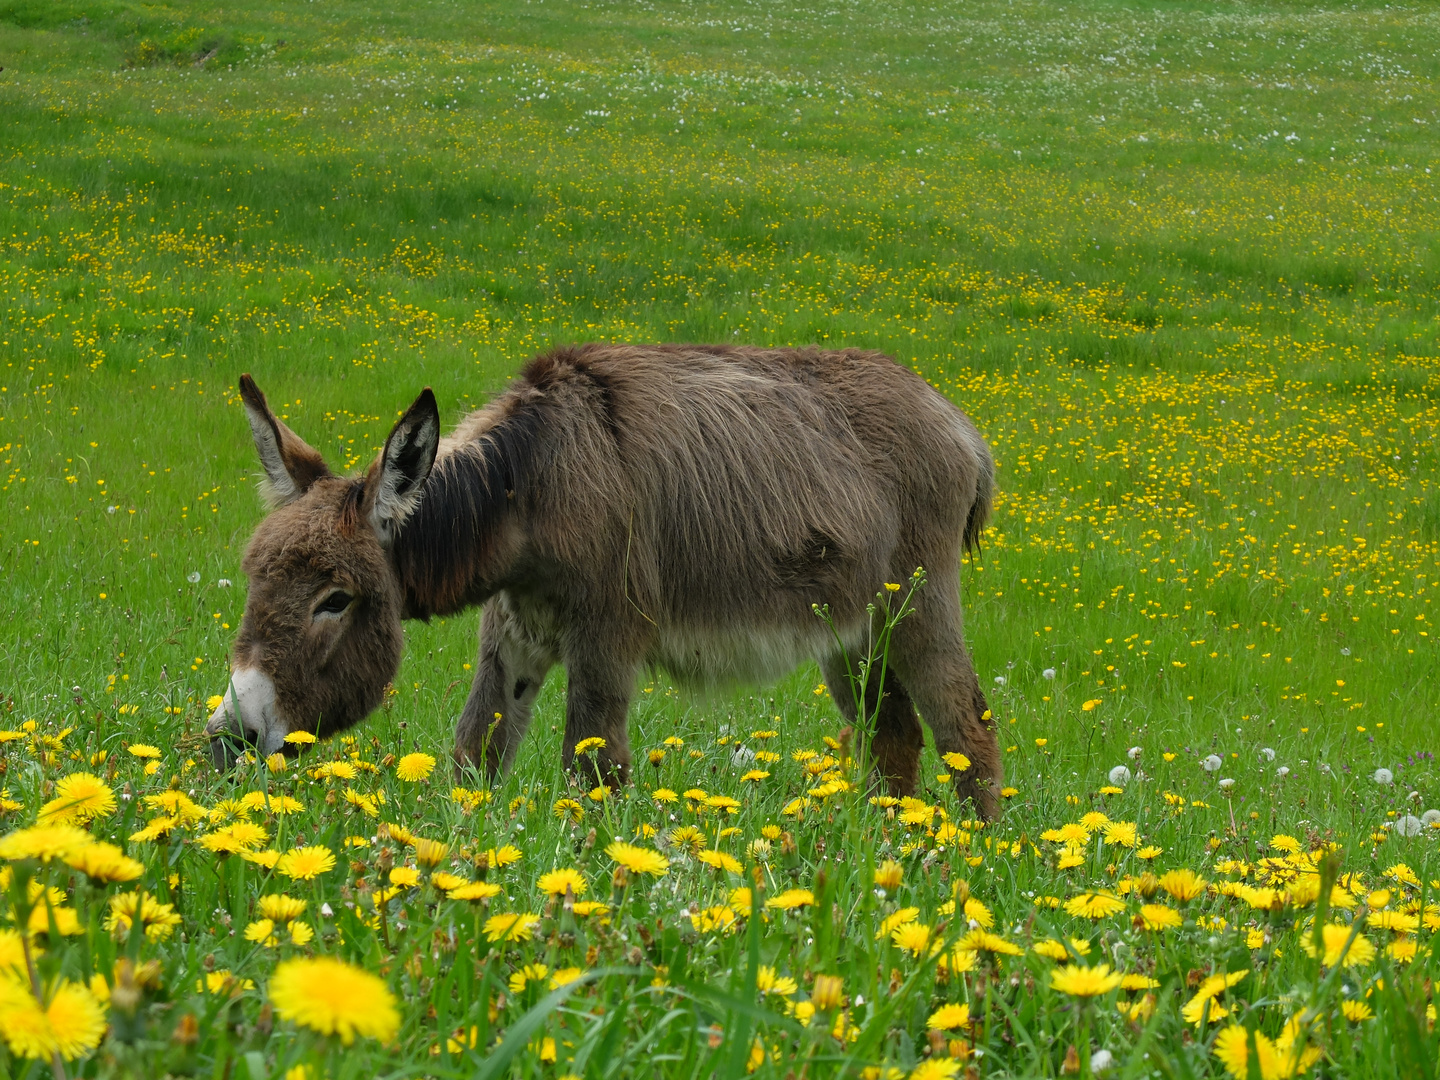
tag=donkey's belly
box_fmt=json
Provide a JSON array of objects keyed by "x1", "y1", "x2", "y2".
[{"x1": 649, "y1": 621, "x2": 861, "y2": 689}]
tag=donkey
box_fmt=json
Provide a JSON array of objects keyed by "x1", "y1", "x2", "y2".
[{"x1": 205, "y1": 344, "x2": 1003, "y2": 817}]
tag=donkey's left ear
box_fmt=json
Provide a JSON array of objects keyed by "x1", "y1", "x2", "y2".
[{"x1": 367, "y1": 388, "x2": 440, "y2": 544}]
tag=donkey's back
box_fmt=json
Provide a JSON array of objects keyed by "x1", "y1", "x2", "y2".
[{"x1": 467, "y1": 344, "x2": 986, "y2": 661}]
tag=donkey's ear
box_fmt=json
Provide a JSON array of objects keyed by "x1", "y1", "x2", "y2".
[
  {"x1": 239, "y1": 374, "x2": 331, "y2": 507},
  {"x1": 367, "y1": 387, "x2": 439, "y2": 544}
]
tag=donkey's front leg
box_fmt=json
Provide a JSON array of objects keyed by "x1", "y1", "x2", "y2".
[
  {"x1": 453, "y1": 597, "x2": 554, "y2": 781},
  {"x1": 561, "y1": 649, "x2": 639, "y2": 791}
]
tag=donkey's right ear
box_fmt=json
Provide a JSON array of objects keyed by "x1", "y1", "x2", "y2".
[
  {"x1": 366, "y1": 387, "x2": 440, "y2": 545},
  {"x1": 239, "y1": 374, "x2": 331, "y2": 508}
]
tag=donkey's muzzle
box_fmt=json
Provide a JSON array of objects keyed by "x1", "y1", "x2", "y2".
[
  {"x1": 204, "y1": 667, "x2": 281, "y2": 768},
  {"x1": 208, "y1": 730, "x2": 254, "y2": 771}
]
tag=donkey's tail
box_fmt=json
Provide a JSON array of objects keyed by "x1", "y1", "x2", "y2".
[{"x1": 962, "y1": 447, "x2": 994, "y2": 556}]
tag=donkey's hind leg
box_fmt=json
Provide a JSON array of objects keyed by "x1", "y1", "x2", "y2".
[
  {"x1": 820, "y1": 656, "x2": 924, "y2": 798},
  {"x1": 453, "y1": 595, "x2": 555, "y2": 781},
  {"x1": 886, "y1": 580, "x2": 1003, "y2": 820}
]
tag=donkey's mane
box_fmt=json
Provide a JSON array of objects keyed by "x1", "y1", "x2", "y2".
[{"x1": 390, "y1": 401, "x2": 543, "y2": 619}]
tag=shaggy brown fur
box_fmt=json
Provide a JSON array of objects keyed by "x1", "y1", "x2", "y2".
[{"x1": 208, "y1": 345, "x2": 1003, "y2": 818}]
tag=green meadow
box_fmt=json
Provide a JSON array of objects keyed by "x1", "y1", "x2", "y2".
[{"x1": 0, "y1": 0, "x2": 1437, "y2": 1076}]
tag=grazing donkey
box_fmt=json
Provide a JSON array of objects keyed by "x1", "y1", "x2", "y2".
[{"x1": 206, "y1": 344, "x2": 1003, "y2": 817}]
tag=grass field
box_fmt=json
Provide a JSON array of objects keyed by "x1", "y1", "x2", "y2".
[{"x1": 1, "y1": 0, "x2": 1438, "y2": 1076}]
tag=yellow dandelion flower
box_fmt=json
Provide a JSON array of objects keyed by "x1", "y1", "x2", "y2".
[
  {"x1": 1065, "y1": 891, "x2": 1126, "y2": 919},
  {"x1": 1050, "y1": 964, "x2": 1123, "y2": 997},
  {"x1": 1157, "y1": 868, "x2": 1207, "y2": 902},
  {"x1": 283, "y1": 731, "x2": 318, "y2": 745},
  {"x1": 937, "y1": 948, "x2": 979, "y2": 975},
  {"x1": 0, "y1": 978, "x2": 107, "y2": 1061},
  {"x1": 874, "y1": 860, "x2": 903, "y2": 890},
  {"x1": 891, "y1": 922, "x2": 932, "y2": 954},
  {"x1": 697, "y1": 849, "x2": 743, "y2": 874},
  {"x1": 508, "y1": 963, "x2": 550, "y2": 993},
  {"x1": 573, "y1": 737, "x2": 606, "y2": 755},
  {"x1": 1121, "y1": 973, "x2": 1160, "y2": 990},
  {"x1": 259, "y1": 895, "x2": 308, "y2": 922},
  {"x1": 0, "y1": 823, "x2": 93, "y2": 863},
  {"x1": 875, "y1": 907, "x2": 920, "y2": 939},
  {"x1": 1369, "y1": 910, "x2": 1419, "y2": 933},
  {"x1": 909, "y1": 1060, "x2": 962, "y2": 1080},
  {"x1": 389, "y1": 867, "x2": 420, "y2": 888},
  {"x1": 690, "y1": 906, "x2": 738, "y2": 933},
  {"x1": 553, "y1": 798, "x2": 584, "y2": 822},
  {"x1": 1118, "y1": 994, "x2": 1156, "y2": 1023},
  {"x1": 65, "y1": 840, "x2": 143, "y2": 883},
  {"x1": 1386, "y1": 938, "x2": 1421, "y2": 964},
  {"x1": 1301, "y1": 923, "x2": 1376, "y2": 968},
  {"x1": 550, "y1": 967, "x2": 585, "y2": 989},
  {"x1": 927, "y1": 1003, "x2": 970, "y2": 1030},
  {"x1": 1212, "y1": 1020, "x2": 1322, "y2": 1080},
  {"x1": 956, "y1": 930, "x2": 1024, "y2": 956},
  {"x1": 1138, "y1": 904, "x2": 1184, "y2": 930},
  {"x1": 756, "y1": 966, "x2": 797, "y2": 997},
  {"x1": 1032, "y1": 937, "x2": 1090, "y2": 961},
  {"x1": 127, "y1": 745, "x2": 160, "y2": 759},
  {"x1": 963, "y1": 897, "x2": 995, "y2": 928},
  {"x1": 37, "y1": 773, "x2": 116, "y2": 824},
  {"x1": 395, "y1": 753, "x2": 436, "y2": 781},
  {"x1": 198, "y1": 822, "x2": 269, "y2": 854},
  {"x1": 1341, "y1": 1000, "x2": 1373, "y2": 1022},
  {"x1": 27, "y1": 904, "x2": 82, "y2": 937},
  {"x1": 413, "y1": 838, "x2": 449, "y2": 867},
  {"x1": 483, "y1": 912, "x2": 540, "y2": 943},
  {"x1": 1102, "y1": 821, "x2": 1137, "y2": 848},
  {"x1": 448, "y1": 881, "x2": 502, "y2": 902},
  {"x1": 811, "y1": 974, "x2": 844, "y2": 1010},
  {"x1": 483, "y1": 845, "x2": 523, "y2": 869},
  {"x1": 1386, "y1": 862, "x2": 1420, "y2": 887},
  {"x1": 1045, "y1": 823, "x2": 1091, "y2": 845},
  {"x1": 142, "y1": 791, "x2": 207, "y2": 824},
  {"x1": 765, "y1": 889, "x2": 815, "y2": 911},
  {"x1": 268, "y1": 956, "x2": 399, "y2": 1045},
  {"x1": 106, "y1": 891, "x2": 182, "y2": 941},
  {"x1": 941, "y1": 752, "x2": 971, "y2": 772},
  {"x1": 1136, "y1": 846, "x2": 1163, "y2": 860},
  {"x1": 605, "y1": 841, "x2": 669, "y2": 877},
  {"x1": 537, "y1": 868, "x2": 588, "y2": 897},
  {"x1": 277, "y1": 846, "x2": 336, "y2": 880}
]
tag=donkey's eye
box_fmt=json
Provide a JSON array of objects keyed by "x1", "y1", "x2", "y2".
[{"x1": 315, "y1": 591, "x2": 353, "y2": 616}]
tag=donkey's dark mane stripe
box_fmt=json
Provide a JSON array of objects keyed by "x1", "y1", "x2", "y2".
[{"x1": 391, "y1": 401, "x2": 544, "y2": 620}]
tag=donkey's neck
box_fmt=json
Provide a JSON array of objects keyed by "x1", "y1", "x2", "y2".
[{"x1": 389, "y1": 423, "x2": 532, "y2": 619}]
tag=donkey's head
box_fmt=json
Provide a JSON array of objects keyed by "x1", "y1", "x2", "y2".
[{"x1": 206, "y1": 375, "x2": 440, "y2": 769}]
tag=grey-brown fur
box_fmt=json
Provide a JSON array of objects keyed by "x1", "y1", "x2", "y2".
[{"x1": 209, "y1": 344, "x2": 1003, "y2": 818}]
